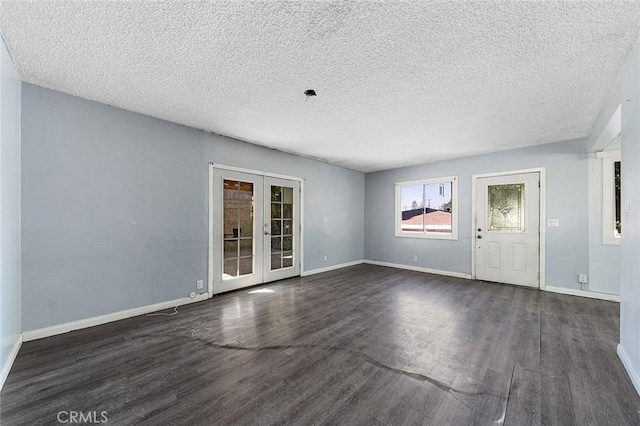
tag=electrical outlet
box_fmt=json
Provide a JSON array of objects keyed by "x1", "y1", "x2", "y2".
[
  {"x1": 578, "y1": 274, "x2": 588, "y2": 284},
  {"x1": 196, "y1": 280, "x2": 204, "y2": 290},
  {"x1": 413, "y1": 255, "x2": 418, "y2": 262},
  {"x1": 323, "y1": 255, "x2": 327, "y2": 262},
  {"x1": 386, "y1": 252, "x2": 391, "y2": 259}
]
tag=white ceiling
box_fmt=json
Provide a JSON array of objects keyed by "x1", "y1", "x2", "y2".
[{"x1": 2, "y1": 1, "x2": 640, "y2": 172}]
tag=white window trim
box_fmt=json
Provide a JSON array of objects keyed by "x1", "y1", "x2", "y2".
[
  {"x1": 395, "y1": 175, "x2": 458, "y2": 240},
  {"x1": 597, "y1": 150, "x2": 621, "y2": 246}
]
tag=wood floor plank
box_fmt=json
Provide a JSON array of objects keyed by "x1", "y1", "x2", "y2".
[
  {"x1": 540, "y1": 374, "x2": 576, "y2": 426},
  {"x1": 505, "y1": 365, "x2": 541, "y2": 425},
  {"x1": 1, "y1": 264, "x2": 638, "y2": 425}
]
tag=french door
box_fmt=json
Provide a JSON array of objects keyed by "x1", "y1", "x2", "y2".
[
  {"x1": 475, "y1": 172, "x2": 540, "y2": 287},
  {"x1": 211, "y1": 167, "x2": 300, "y2": 294}
]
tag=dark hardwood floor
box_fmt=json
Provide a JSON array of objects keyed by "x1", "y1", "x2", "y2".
[{"x1": 2, "y1": 264, "x2": 639, "y2": 425}]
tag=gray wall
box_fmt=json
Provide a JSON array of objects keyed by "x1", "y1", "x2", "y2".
[
  {"x1": 0, "y1": 39, "x2": 22, "y2": 382},
  {"x1": 364, "y1": 139, "x2": 590, "y2": 290},
  {"x1": 587, "y1": 154, "x2": 620, "y2": 295},
  {"x1": 21, "y1": 84, "x2": 364, "y2": 331},
  {"x1": 588, "y1": 38, "x2": 640, "y2": 393}
]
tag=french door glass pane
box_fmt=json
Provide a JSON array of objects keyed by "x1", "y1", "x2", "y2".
[
  {"x1": 271, "y1": 237, "x2": 281, "y2": 251},
  {"x1": 223, "y1": 179, "x2": 254, "y2": 279},
  {"x1": 238, "y1": 220, "x2": 253, "y2": 237},
  {"x1": 239, "y1": 239, "x2": 253, "y2": 257},
  {"x1": 271, "y1": 186, "x2": 282, "y2": 202},
  {"x1": 224, "y1": 259, "x2": 238, "y2": 277},
  {"x1": 282, "y1": 251, "x2": 293, "y2": 268},
  {"x1": 271, "y1": 254, "x2": 282, "y2": 270},
  {"x1": 283, "y1": 236, "x2": 293, "y2": 251},
  {"x1": 271, "y1": 220, "x2": 282, "y2": 236},
  {"x1": 223, "y1": 240, "x2": 237, "y2": 259},
  {"x1": 270, "y1": 185, "x2": 294, "y2": 270},
  {"x1": 271, "y1": 203, "x2": 282, "y2": 219},
  {"x1": 283, "y1": 203, "x2": 293, "y2": 218},
  {"x1": 283, "y1": 187, "x2": 293, "y2": 203},
  {"x1": 283, "y1": 220, "x2": 293, "y2": 235},
  {"x1": 239, "y1": 257, "x2": 253, "y2": 276}
]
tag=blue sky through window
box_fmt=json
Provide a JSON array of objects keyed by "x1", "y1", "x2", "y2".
[{"x1": 401, "y1": 182, "x2": 452, "y2": 211}]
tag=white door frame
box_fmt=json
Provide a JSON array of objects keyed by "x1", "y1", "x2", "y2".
[
  {"x1": 471, "y1": 167, "x2": 546, "y2": 290},
  {"x1": 207, "y1": 163, "x2": 305, "y2": 297}
]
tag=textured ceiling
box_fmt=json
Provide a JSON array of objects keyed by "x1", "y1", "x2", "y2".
[{"x1": 2, "y1": 1, "x2": 640, "y2": 172}]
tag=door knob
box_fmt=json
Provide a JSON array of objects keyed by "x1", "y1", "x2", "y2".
[
  {"x1": 477, "y1": 228, "x2": 482, "y2": 232},
  {"x1": 477, "y1": 235, "x2": 482, "y2": 239}
]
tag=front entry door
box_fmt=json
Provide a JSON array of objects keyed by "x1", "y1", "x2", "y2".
[
  {"x1": 475, "y1": 172, "x2": 540, "y2": 287},
  {"x1": 211, "y1": 168, "x2": 300, "y2": 294}
]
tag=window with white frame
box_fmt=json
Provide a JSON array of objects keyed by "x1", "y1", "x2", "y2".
[
  {"x1": 395, "y1": 176, "x2": 458, "y2": 239},
  {"x1": 600, "y1": 150, "x2": 621, "y2": 245}
]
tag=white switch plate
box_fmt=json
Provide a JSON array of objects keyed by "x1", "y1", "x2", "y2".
[
  {"x1": 196, "y1": 280, "x2": 204, "y2": 289},
  {"x1": 578, "y1": 274, "x2": 588, "y2": 284},
  {"x1": 625, "y1": 196, "x2": 631, "y2": 214},
  {"x1": 547, "y1": 219, "x2": 560, "y2": 227}
]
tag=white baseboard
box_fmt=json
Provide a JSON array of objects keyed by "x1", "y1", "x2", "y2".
[
  {"x1": 618, "y1": 344, "x2": 640, "y2": 396},
  {"x1": 22, "y1": 292, "x2": 210, "y2": 342},
  {"x1": 364, "y1": 259, "x2": 473, "y2": 280},
  {"x1": 301, "y1": 260, "x2": 364, "y2": 277},
  {"x1": 0, "y1": 334, "x2": 23, "y2": 391},
  {"x1": 543, "y1": 285, "x2": 620, "y2": 302},
  {"x1": 364, "y1": 261, "x2": 620, "y2": 302}
]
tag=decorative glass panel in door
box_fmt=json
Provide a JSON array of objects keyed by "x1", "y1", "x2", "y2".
[{"x1": 487, "y1": 183, "x2": 525, "y2": 231}]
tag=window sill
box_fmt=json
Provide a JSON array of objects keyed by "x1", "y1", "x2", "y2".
[{"x1": 395, "y1": 232, "x2": 458, "y2": 241}]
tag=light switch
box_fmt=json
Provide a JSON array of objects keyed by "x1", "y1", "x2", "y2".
[
  {"x1": 625, "y1": 196, "x2": 631, "y2": 214},
  {"x1": 547, "y1": 219, "x2": 560, "y2": 227}
]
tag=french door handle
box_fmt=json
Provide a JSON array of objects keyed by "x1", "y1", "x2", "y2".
[{"x1": 264, "y1": 231, "x2": 271, "y2": 235}]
